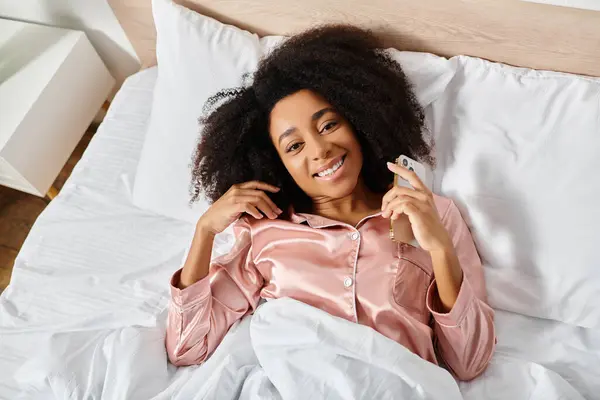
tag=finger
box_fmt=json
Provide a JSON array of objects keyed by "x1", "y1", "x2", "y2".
[
  {"x1": 239, "y1": 203, "x2": 263, "y2": 219},
  {"x1": 382, "y1": 191, "x2": 426, "y2": 215},
  {"x1": 382, "y1": 186, "x2": 407, "y2": 208},
  {"x1": 382, "y1": 197, "x2": 408, "y2": 218},
  {"x1": 239, "y1": 190, "x2": 282, "y2": 216},
  {"x1": 382, "y1": 197, "x2": 404, "y2": 219},
  {"x1": 392, "y1": 187, "x2": 430, "y2": 203},
  {"x1": 254, "y1": 190, "x2": 283, "y2": 215},
  {"x1": 235, "y1": 195, "x2": 278, "y2": 219},
  {"x1": 383, "y1": 198, "x2": 427, "y2": 219},
  {"x1": 382, "y1": 186, "x2": 429, "y2": 210},
  {"x1": 381, "y1": 187, "x2": 398, "y2": 208},
  {"x1": 240, "y1": 180, "x2": 281, "y2": 193},
  {"x1": 386, "y1": 190, "x2": 428, "y2": 212},
  {"x1": 250, "y1": 196, "x2": 279, "y2": 219},
  {"x1": 386, "y1": 162, "x2": 428, "y2": 193},
  {"x1": 391, "y1": 202, "x2": 421, "y2": 220}
]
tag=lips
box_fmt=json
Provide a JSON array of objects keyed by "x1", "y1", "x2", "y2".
[{"x1": 313, "y1": 155, "x2": 346, "y2": 178}]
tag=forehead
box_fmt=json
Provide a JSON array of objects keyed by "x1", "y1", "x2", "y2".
[{"x1": 269, "y1": 89, "x2": 333, "y2": 126}]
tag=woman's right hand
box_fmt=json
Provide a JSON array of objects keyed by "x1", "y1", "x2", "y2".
[{"x1": 197, "y1": 181, "x2": 282, "y2": 235}]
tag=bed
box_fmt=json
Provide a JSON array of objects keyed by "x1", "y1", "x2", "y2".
[
  {"x1": 0, "y1": 68, "x2": 184, "y2": 398},
  {"x1": 1, "y1": 0, "x2": 600, "y2": 398}
]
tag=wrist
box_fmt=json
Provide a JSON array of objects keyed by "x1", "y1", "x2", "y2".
[
  {"x1": 429, "y1": 243, "x2": 463, "y2": 310},
  {"x1": 196, "y1": 219, "x2": 217, "y2": 238},
  {"x1": 429, "y1": 238, "x2": 455, "y2": 258}
]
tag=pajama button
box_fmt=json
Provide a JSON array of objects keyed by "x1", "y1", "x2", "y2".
[
  {"x1": 344, "y1": 277, "x2": 353, "y2": 288},
  {"x1": 350, "y1": 232, "x2": 359, "y2": 240}
]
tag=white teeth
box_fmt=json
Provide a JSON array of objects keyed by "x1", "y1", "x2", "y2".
[{"x1": 317, "y1": 157, "x2": 344, "y2": 177}]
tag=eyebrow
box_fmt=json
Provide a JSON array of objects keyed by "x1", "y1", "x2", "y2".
[
  {"x1": 311, "y1": 107, "x2": 335, "y2": 122},
  {"x1": 277, "y1": 107, "x2": 336, "y2": 146}
]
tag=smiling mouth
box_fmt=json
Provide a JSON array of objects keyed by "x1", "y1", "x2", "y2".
[{"x1": 314, "y1": 155, "x2": 346, "y2": 178}]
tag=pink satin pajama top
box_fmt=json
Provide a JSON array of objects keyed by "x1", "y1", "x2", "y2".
[{"x1": 166, "y1": 194, "x2": 496, "y2": 380}]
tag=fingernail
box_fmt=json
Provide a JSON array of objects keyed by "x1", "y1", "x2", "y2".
[
  {"x1": 276, "y1": 208, "x2": 283, "y2": 214},
  {"x1": 275, "y1": 187, "x2": 281, "y2": 191}
]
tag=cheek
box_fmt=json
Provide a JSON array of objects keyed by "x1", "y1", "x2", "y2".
[
  {"x1": 344, "y1": 132, "x2": 364, "y2": 165},
  {"x1": 282, "y1": 156, "x2": 310, "y2": 184}
]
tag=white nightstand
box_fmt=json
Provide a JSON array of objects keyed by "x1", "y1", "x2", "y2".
[{"x1": 0, "y1": 19, "x2": 115, "y2": 198}]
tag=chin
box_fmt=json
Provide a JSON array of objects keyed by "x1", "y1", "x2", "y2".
[{"x1": 322, "y1": 178, "x2": 358, "y2": 199}]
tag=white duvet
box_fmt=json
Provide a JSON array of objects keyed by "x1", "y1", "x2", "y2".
[{"x1": 13, "y1": 298, "x2": 584, "y2": 400}]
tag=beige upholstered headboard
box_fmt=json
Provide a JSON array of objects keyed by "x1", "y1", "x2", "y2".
[{"x1": 108, "y1": 0, "x2": 600, "y2": 77}]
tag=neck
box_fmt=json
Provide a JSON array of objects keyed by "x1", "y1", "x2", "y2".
[{"x1": 310, "y1": 179, "x2": 382, "y2": 222}]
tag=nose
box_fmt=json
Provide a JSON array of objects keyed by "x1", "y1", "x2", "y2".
[{"x1": 308, "y1": 135, "x2": 332, "y2": 161}]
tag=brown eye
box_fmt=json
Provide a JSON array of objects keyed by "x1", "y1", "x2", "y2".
[
  {"x1": 321, "y1": 121, "x2": 338, "y2": 133},
  {"x1": 286, "y1": 142, "x2": 302, "y2": 153}
]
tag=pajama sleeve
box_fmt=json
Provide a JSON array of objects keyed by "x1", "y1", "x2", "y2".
[
  {"x1": 165, "y1": 217, "x2": 264, "y2": 366},
  {"x1": 426, "y1": 200, "x2": 497, "y2": 381}
]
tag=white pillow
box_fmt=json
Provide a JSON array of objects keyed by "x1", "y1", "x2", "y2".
[
  {"x1": 133, "y1": 0, "x2": 262, "y2": 222},
  {"x1": 432, "y1": 55, "x2": 600, "y2": 328},
  {"x1": 133, "y1": 0, "x2": 455, "y2": 223}
]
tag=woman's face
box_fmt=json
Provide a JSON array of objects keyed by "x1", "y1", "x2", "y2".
[{"x1": 269, "y1": 89, "x2": 364, "y2": 202}]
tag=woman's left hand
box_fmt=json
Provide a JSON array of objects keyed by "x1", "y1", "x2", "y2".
[{"x1": 382, "y1": 162, "x2": 452, "y2": 253}]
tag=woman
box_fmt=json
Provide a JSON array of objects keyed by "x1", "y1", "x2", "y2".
[{"x1": 166, "y1": 25, "x2": 496, "y2": 381}]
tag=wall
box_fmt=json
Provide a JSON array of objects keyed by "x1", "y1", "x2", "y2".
[
  {"x1": 522, "y1": 0, "x2": 600, "y2": 11},
  {"x1": 0, "y1": 0, "x2": 140, "y2": 95}
]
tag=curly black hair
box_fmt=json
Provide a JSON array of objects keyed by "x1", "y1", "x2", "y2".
[{"x1": 191, "y1": 24, "x2": 434, "y2": 216}]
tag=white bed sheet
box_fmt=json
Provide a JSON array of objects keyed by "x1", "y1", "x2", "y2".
[
  {"x1": 0, "y1": 67, "x2": 598, "y2": 399},
  {"x1": 0, "y1": 68, "x2": 192, "y2": 399}
]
